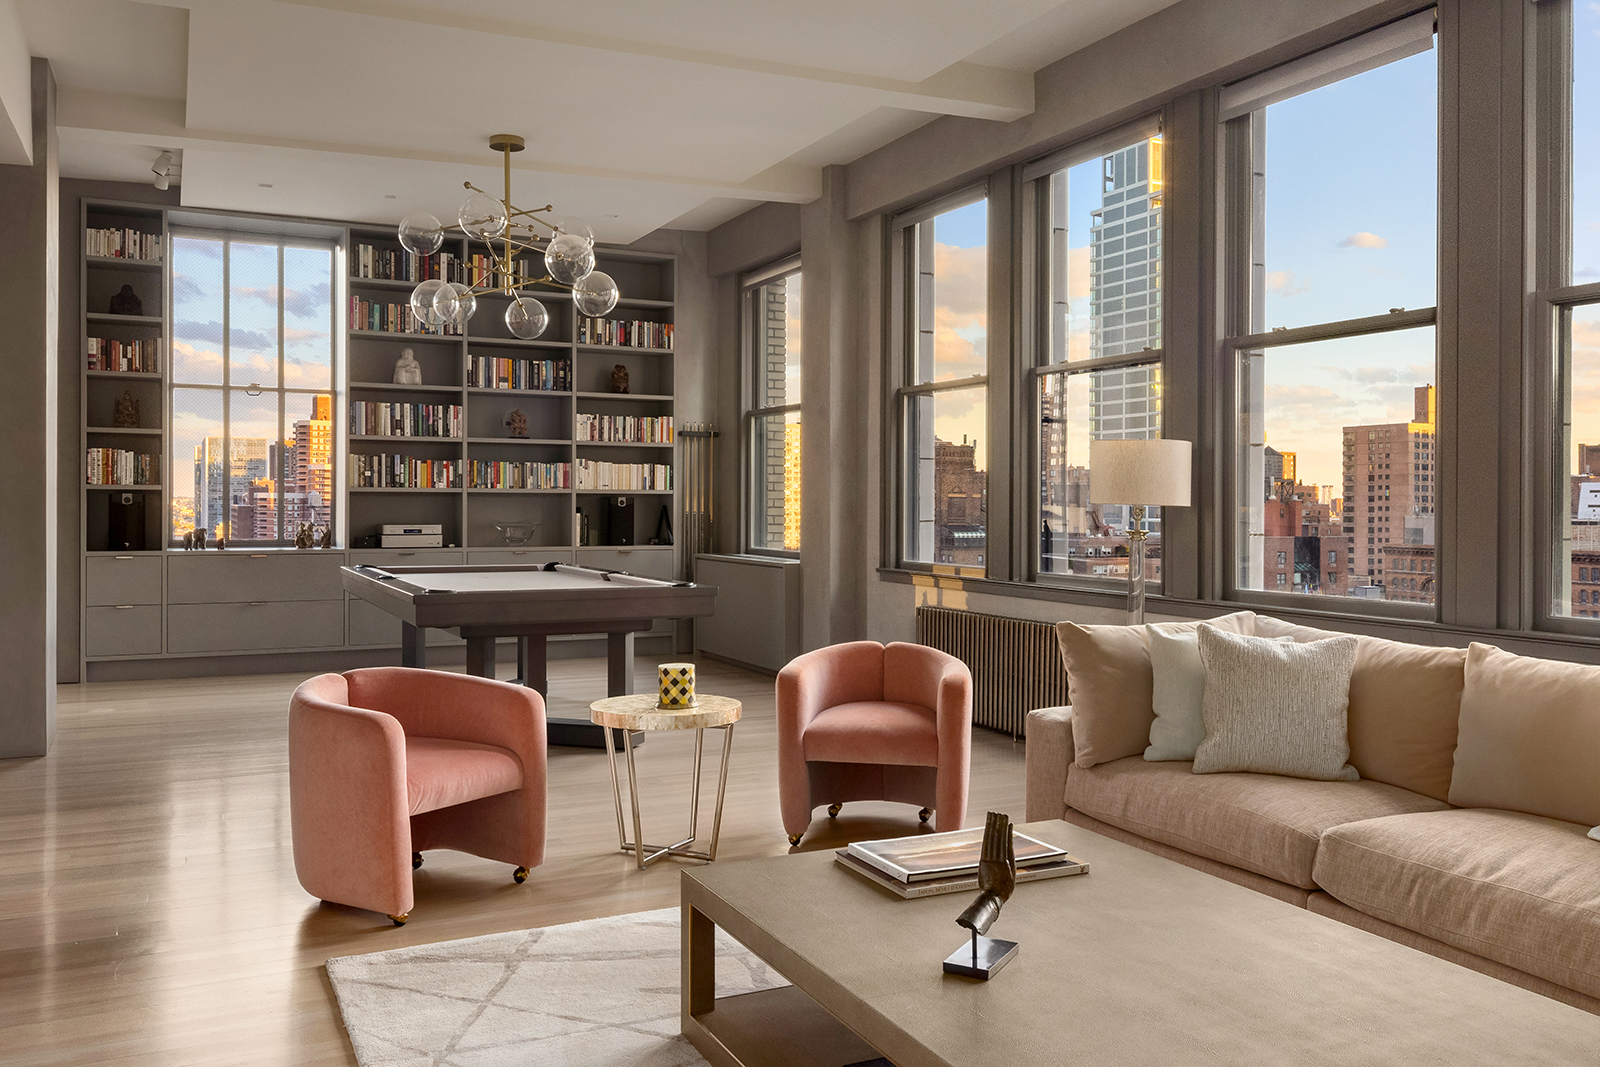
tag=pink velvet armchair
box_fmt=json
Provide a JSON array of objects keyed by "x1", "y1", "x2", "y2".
[
  {"x1": 777, "y1": 641, "x2": 972, "y2": 845},
  {"x1": 288, "y1": 667, "x2": 547, "y2": 925}
]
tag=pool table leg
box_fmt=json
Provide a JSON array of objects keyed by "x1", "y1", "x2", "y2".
[
  {"x1": 466, "y1": 636, "x2": 495, "y2": 678},
  {"x1": 400, "y1": 623, "x2": 427, "y2": 669},
  {"x1": 607, "y1": 631, "x2": 635, "y2": 696},
  {"x1": 522, "y1": 635, "x2": 548, "y2": 696}
]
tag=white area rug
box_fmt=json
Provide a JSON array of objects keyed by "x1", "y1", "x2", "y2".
[{"x1": 326, "y1": 908, "x2": 788, "y2": 1067}]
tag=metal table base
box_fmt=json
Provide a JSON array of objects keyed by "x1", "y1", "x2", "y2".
[{"x1": 603, "y1": 722, "x2": 734, "y2": 869}]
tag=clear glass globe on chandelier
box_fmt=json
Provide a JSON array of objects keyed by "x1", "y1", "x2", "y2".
[
  {"x1": 545, "y1": 232, "x2": 595, "y2": 286},
  {"x1": 458, "y1": 191, "x2": 507, "y2": 241},
  {"x1": 554, "y1": 217, "x2": 593, "y2": 245},
  {"x1": 434, "y1": 281, "x2": 477, "y2": 328},
  {"x1": 572, "y1": 270, "x2": 619, "y2": 317},
  {"x1": 409, "y1": 278, "x2": 450, "y2": 328},
  {"x1": 398, "y1": 213, "x2": 444, "y2": 257},
  {"x1": 505, "y1": 295, "x2": 548, "y2": 340}
]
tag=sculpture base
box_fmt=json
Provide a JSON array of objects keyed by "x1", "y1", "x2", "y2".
[{"x1": 942, "y1": 935, "x2": 1019, "y2": 980}]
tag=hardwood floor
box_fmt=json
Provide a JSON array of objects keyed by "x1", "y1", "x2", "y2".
[{"x1": 0, "y1": 656, "x2": 1026, "y2": 1066}]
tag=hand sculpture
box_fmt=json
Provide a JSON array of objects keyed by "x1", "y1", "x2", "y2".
[{"x1": 957, "y1": 811, "x2": 1016, "y2": 937}]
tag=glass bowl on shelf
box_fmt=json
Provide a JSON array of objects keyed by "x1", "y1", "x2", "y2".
[{"x1": 493, "y1": 522, "x2": 540, "y2": 546}]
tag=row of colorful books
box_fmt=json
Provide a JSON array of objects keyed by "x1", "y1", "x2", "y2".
[
  {"x1": 466, "y1": 460, "x2": 572, "y2": 490},
  {"x1": 87, "y1": 227, "x2": 161, "y2": 262},
  {"x1": 349, "y1": 455, "x2": 461, "y2": 488},
  {"x1": 352, "y1": 245, "x2": 464, "y2": 283},
  {"x1": 465, "y1": 254, "x2": 537, "y2": 289},
  {"x1": 87, "y1": 338, "x2": 161, "y2": 373},
  {"x1": 574, "y1": 459, "x2": 672, "y2": 491},
  {"x1": 86, "y1": 449, "x2": 159, "y2": 486},
  {"x1": 575, "y1": 414, "x2": 674, "y2": 443},
  {"x1": 349, "y1": 297, "x2": 461, "y2": 335},
  {"x1": 467, "y1": 355, "x2": 570, "y2": 392},
  {"x1": 577, "y1": 317, "x2": 673, "y2": 349},
  {"x1": 834, "y1": 827, "x2": 1089, "y2": 899},
  {"x1": 349, "y1": 401, "x2": 462, "y2": 438}
]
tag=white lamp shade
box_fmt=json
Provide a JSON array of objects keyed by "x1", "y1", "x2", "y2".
[{"x1": 1088, "y1": 438, "x2": 1192, "y2": 507}]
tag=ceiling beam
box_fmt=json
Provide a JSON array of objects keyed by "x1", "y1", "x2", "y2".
[{"x1": 0, "y1": 0, "x2": 32, "y2": 164}]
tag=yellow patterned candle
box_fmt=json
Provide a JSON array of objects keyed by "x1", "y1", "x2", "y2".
[{"x1": 658, "y1": 662, "x2": 697, "y2": 709}]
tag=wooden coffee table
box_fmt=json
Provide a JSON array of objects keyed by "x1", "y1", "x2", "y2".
[{"x1": 682, "y1": 820, "x2": 1600, "y2": 1067}]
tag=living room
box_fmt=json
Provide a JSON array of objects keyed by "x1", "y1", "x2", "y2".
[{"x1": 3, "y1": 0, "x2": 1600, "y2": 1064}]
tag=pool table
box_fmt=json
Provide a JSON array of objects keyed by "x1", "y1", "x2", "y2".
[{"x1": 341, "y1": 562, "x2": 717, "y2": 747}]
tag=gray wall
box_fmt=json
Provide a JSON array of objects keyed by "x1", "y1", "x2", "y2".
[{"x1": 0, "y1": 59, "x2": 58, "y2": 756}]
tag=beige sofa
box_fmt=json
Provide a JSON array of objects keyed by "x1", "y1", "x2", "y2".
[{"x1": 1024, "y1": 611, "x2": 1600, "y2": 1014}]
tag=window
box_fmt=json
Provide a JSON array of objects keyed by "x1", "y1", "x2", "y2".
[
  {"x1": 1224, "y1": 13, "x2": 1438, "y2": 608},
  {"x1": 1031, "y1": 128, "x2": 1166, "y2": 580},
  {"x1": 743, "y1": 259, "x2": 801, "y2": 552},
  {"x1": 899, "y1": 196, "x2": 988, "y2": 568},
  {"x1": 169, "y1": 233, "x2": 335, "y2": 545}
]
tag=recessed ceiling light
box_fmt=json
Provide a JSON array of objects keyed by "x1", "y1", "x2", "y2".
[
  {"x1": 258, "y1": 183, "x2": 274, "y2": 188},
  {"x1": 383, "y1": 194, "x2": 397, "y2": 199},
  {"x1": 603, "y1": 214, "x2": 618, "y2": 219}
]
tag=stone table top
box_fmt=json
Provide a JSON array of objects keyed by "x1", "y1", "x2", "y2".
[{"x1": 589, "y1": 693, "x2": 741, "y2": 731}]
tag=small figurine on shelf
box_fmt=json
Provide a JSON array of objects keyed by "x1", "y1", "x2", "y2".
[
  {"x1": 109, "y1": 284, "x2": 143, "y2": 317},
  {"x1": 295, "y1": 523, "x2": 314, "y2": 550},
  {"x1": 506, "y1": 408, "x2": 529, "y2": 439},
  {"x1": 182, "y1": 530, "x2": 194, "y2": 551},
  {"x1": 610, "y1": 364, "x2": 630, "y2": 394},
  {"x1": 112, "y1": 390, "x2": 140, "y2": 428},
  {"x1": 193, "y1": 527, "x2": 207, "y2": 551},
  {"x1": 318, "y1": 524, "x2": 333, "y2": 549},
  {"x1": 393, "y1": 347, "x2": 423, "y2": 385},
  {"x1": 215, "y1": 530, "x2": 227, "y2": 551}
]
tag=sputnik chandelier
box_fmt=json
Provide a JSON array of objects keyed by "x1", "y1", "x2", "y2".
[{"x1": 396, "y1": 134, "x2": 619, "y2": 339}]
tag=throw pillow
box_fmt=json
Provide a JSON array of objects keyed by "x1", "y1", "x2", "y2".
[
  {"x1": 1449, "y1": 643, "x2": 1600, "y2": 827},
  {"x1": 1192, "y1": 624, "x2": 1361, "y2": 781},
  {"x1": 1145, "y1": 628, "x2": 1293, "y2": 761},
  {"x1": 1056, "y1": 611, "x2": 1256, "y2": 769}
]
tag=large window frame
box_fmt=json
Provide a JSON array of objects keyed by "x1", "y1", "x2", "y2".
[
  {"x1": 1219, "y1": 10, "x2": 1441, "y2": 621},
  {"x1": 167, "y1": 228, "x2": 339, "y2": 548},
  {"x1": 741, "y1": 255, "x2": 802, "y2": 556}
]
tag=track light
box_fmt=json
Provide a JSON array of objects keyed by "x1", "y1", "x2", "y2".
[{"x1": 152, "y1": 151, "x2": 174, "y2": 191}]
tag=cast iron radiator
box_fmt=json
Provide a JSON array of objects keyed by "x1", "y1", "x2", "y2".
[{"x1": 915, "y1": 607, "x2": 1069, "y2": 739}]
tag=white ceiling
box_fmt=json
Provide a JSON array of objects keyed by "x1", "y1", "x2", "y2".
[{"x1": 15, "y1": 0, "x2": 1182, "y2": 241}]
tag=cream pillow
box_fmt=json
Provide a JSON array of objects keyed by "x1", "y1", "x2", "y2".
[
  {"x1": 1145, "y1": 628, "x2": 1291, "y2": 761},
  {"x1": 1192, "y1": 624, "x2": 1361, "y2": 781}
]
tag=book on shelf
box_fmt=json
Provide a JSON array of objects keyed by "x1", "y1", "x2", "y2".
[
  {"x1": 87, "y1": 337, "x2": 161, "y2": 373},
  {"x1": 348, "y1": 454, "x2": 461, "y2": 489},
  {"x1": 86, "y1": 448, "x2": 159, "y2": 486},
  {"x1": 349, "y1": 295, "x2": 461, "y2": 335},
  {"x1": 352, "y1": 245, "x2": 463, "y2": 283},
  {"x1": 574, "y1": 459, "x2": 672, "y2": 492},
  {"x1": 467, "y1": 460, "x2": 572, "y2": 490},
  {"x1": 833, "y1": 850, "x2": 1088, "y2": 899},
  {"x1": 577, "y1": 317, "x2": 673, "y2": 349},
  {"x1": 846, "y1": 827, "x2": 1071, "y2": 883},
  {"x1": 349, "y1": 400, "x2": 461, "y2": 438},
  {"x1": 466, "y1": 253, "x2": 535, "y2": 289},
  {"x1": 467, "y1": 354, "x2": 570, "y2": 391},
  {"x1": 86, "y1": 227, "x2": 161, "y2": 262},
  {"x1": 575, "y1": 413, "x2": 673, "y2": 443}
]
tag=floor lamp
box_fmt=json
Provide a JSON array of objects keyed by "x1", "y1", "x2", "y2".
[{"x1": 1088, "y1": 439, "x2": 1192, "y2": 626}]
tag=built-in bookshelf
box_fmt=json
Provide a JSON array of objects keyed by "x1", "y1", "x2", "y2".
[{"x1": 345, "y1": 227, "x2": 678, "y2": 572}]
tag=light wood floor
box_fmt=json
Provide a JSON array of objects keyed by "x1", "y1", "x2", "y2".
[{"x1": 1, "y1": 656, "x2": 1026, "y2": 1066}]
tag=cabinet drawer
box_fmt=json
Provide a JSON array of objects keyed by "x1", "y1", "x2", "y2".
[
  {"x1": 465, "y1": 549, "x2": 574, "y2": 567},
  {"x1": 85, "y1": 605, "x2": 162, "y2": 657},
  {"x1": 348, "y1": 598, "x2": 463, "y2": 647},
  {"x1": 575, "y1": 548, "x2": 674, "y2": 579},
  {"x1": 168, "y1": 553, "x2": 345, "y2": 604},
  {"x1": 349, "y1": 550, "x2": 464, "y2": 568},
  {"x1": 168, "y1": 601, "x2": 344, "y2": 653},
  {"x1": 86, "y1": 555, "x2": 162, "y2": 606}
]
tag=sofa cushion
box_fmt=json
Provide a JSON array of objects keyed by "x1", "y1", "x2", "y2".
[
  {"x1": 1064, "y1": 755, "x2": 1449, "y2": 888},
  {"x1": 405, "y1": 736, "x2": 523, "y2": 815},
  {"x1": 1313, "y1": 809, "x2": 1600, "y2": 1001},
  {"x1": 1193, "y1": 625, "x2": 1360, "y2": 781},
  {"x1": 1448, "y1": 643, "x2": 1600, "y2": 827},
  {"x1": 803, "y1": 701, "x2": 937, "y2": 767},
  {"x1": 1056, "y1": 610, "x2": 1255, "y2": 769},
  {"x1": 1255, "y1": 618, "x2": 1465, "y2": 801}
]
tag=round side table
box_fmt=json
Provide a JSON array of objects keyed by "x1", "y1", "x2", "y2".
[{"x1": 589, "y1": 693, "x2": 741, "y2": 870}]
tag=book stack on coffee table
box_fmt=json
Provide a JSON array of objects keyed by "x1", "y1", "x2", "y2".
[{"x1": 835, "y1": 827, "x2": 1088, "y2": 899}]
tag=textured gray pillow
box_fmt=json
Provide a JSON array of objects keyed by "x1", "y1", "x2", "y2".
[{"x1": 1193, "y1": 623, "x2": 1361, "y2": 781}]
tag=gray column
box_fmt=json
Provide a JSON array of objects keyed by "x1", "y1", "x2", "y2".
[{"x1": 0, "y1": 59, "x2": 58, "y2": 758}]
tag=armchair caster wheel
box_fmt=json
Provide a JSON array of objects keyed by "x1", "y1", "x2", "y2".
[
  {"x1": 788, "y1": 833, "x2": 803, "y2": 846},
  {"x1": 389, "y1": 913, "x2": 409, "y2": 927},
  {"x1": 827, "y1": 803, "x2": 843, "y2": 818},
  {"x1": 412, "y1": 852, "x2": 423, "y2": 870},
  {"x1": 512, "y1": 866, "x2": 529, "y2": 884},
  {"x1": 918, "y1": 807, "x2": 932, "y2": 823}
]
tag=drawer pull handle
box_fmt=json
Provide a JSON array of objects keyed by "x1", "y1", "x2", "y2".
[
  {"x1": 249, "y1": 601, "x2": 267, "y2": 606},
  {"x1": 250, "y1": 554, "x2": 267, "y2": 558},
  {"x1": 115, "y1": 555, "x2": 134, "y2": 560},
  {"x1": 114, "y1": 604, "x2": 135, "y2": 610},
  {"x1": 398, "y1": 551, "x2": 415, "y2": 556}
]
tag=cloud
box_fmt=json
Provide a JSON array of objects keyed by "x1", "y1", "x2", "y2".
[
  {"x1": 172, "y1": 273, "x2": 208, "y2": 305},
  {"x1": 932, "y1": 242, "x2": 986, "y2": 319},
  {"x1": 1337, "y1": 232, "x2": 1389, "y2": 249},
  {"x1": 1577, "y1": 267, "x2": 1599, "y2": 280},
  {"x1": 1266, "y1": 270, "x2": 1309, "y2": 296},
  {"x1": 1067, "y1": 245, "x2": 1091, "y2": 301}
]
